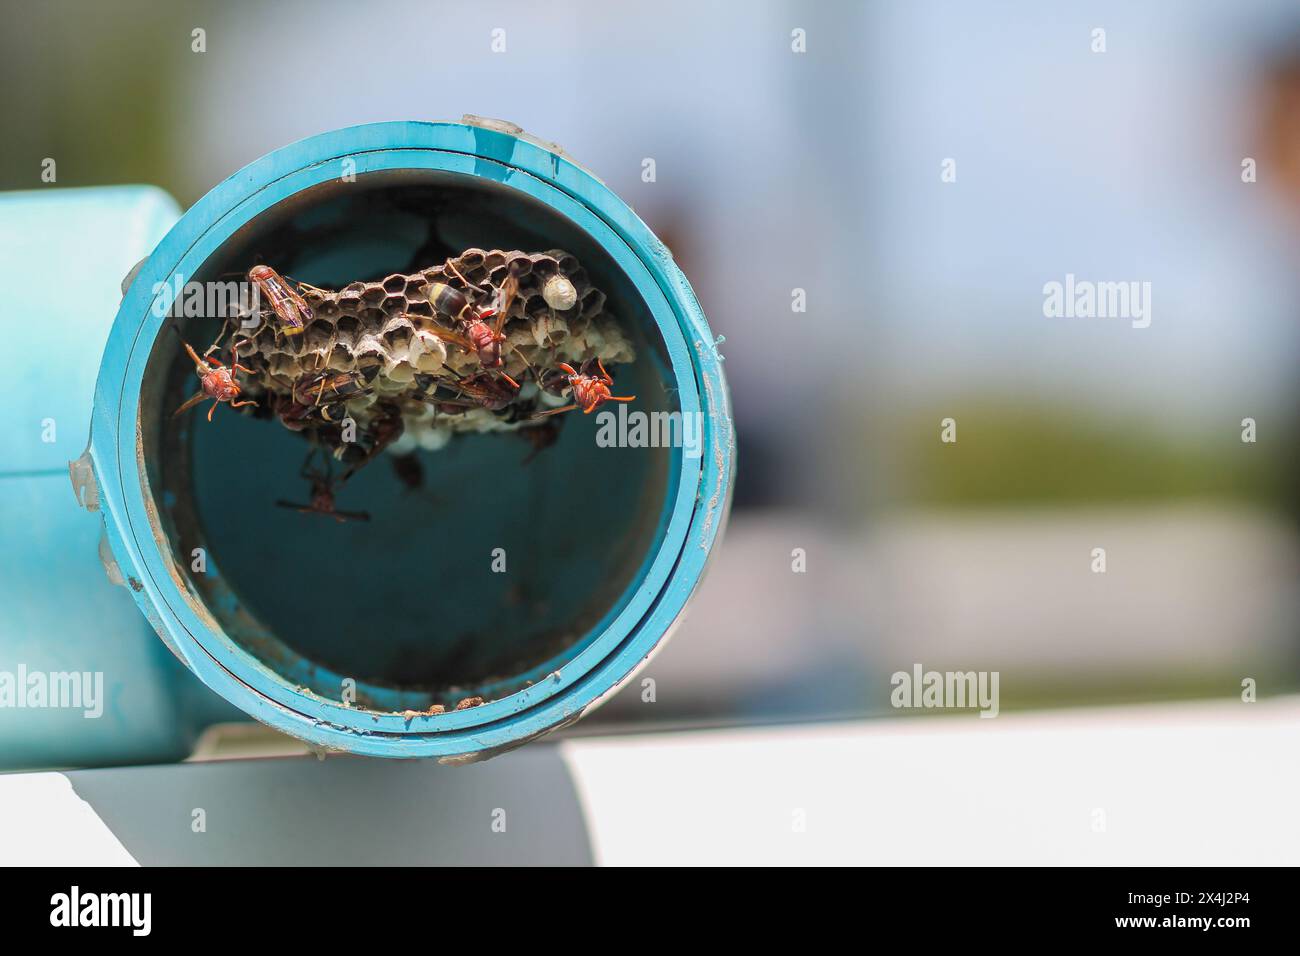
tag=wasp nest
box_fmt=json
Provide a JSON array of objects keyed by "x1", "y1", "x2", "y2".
[{"x1": 231, "y1": 249, "x2": 635, "y2": 465}]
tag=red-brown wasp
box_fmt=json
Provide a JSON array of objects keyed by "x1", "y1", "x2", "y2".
[
  {"x1": 276, "y1": 450, "x2": 369, "y2": 523},
  {"x1": 248, "y1": 264, "x2": 313, "y2": 336},
  {"x1": 532, "y1": 358, "x2": 635, "y2": 418},
  {"x1": 339, "y1": 402, "x2": 406, "y2": 482},
  {"x1": 293, "y1": 367, "x2": 376, "y2": 407},
  {"x1": 173, "y1": 338, "x2": 258, "y2": 422}
]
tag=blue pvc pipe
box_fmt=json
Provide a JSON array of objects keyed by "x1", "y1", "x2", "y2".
[
  {"x1": 89, "y1": 121, "x2": 733, "y2": 760},
  {"x1": 0, "y1": 186, "x2": 245, "y2": 771}
]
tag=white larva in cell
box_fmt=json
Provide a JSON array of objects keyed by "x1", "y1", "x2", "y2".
[{"x1": 542, "y1": 273, "x2": 578, "y2": 312}]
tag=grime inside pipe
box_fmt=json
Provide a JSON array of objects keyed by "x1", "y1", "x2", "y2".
[{"x1": 80, "y1": 119, "x2": 733, "y2": 761}]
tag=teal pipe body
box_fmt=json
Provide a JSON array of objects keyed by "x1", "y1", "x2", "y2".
[{"x1": 0, "y1": 186, "x2": 242, "y2": 770}]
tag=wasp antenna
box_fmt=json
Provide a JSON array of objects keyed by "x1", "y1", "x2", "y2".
[
  {"x1": 181, "y1": 341, "x2": 204, "y2": 370},
  {"x1": 492, "y1": 276, "x2": 516, "y2": 336},
  {"x1": 445, "y1": 259, "x2": 489, "y2": 296}
]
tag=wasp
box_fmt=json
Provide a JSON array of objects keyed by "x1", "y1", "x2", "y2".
[
  {"x1": 297, "y1": 401, "x2": 406, "y2": 485},
  {"x1": 390, "y1": 452, "x2": 425, "y2": 491},
  {"x1": 517, "y1": 417, "x2": 563, "y2": 464},
  {"x1": 280, "y1": 393, "x2": 393, "y2": 481},
  {"x1": 426, "y1": 370, "x2": 521, "y2": 413},
  {"x1": 293, "y1": 367, "x2": 376, "y2": 407},
  {"x1": 340, "y1": 402, "x2": 406, "y2": 481},
  {"x1": 276, "y1": 367, "x2": 378, "y2": 427},
  {"x1": 533, "y1": 358, "x2": 635, "y2": 418},
  {"x1": 248, "y1": 264, "x2": 313, "y2": 336},
  {"x1": 276, "y1": 450, "x2": 369, "y2": 523},
  {"x1": 413, "y1": 260, "x2": 527, "y2": 386},
  {"x1": 173, "y1": 338, "x2": 258, "y2": 422}
]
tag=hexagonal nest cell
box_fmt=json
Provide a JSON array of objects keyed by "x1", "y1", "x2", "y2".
[{"x1": 137, "y1": 170, "x2": 678, "y2": 718}]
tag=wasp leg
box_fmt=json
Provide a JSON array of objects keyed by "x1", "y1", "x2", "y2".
[
  {"x1": 531, "y1": 404, "x2": 577, "y2": 420},
  {"x1": 492, "y1": 275, "x2": 517, "y2": 337},
  {"x1": 586, "y1": 394, "x2": 636, "y2": 412},
  {"x1": 173, "y1": 390, "x2": 207, "y2": 418},
  {"x1": 414, "y1": 320, "x2": 475, "y2": 352},
  {"x1": 299, "y1": 446, "x2": 320, "y2": 481},
  {"x1": 504, "y1": 332, "x2": 537, "y2": 381},
  {"x1": 204, "y1": 320, "x2": 232, "y2": 359}
]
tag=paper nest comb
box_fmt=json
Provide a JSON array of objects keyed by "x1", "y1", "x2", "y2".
[{"x1": 231, "y1": 248, "x2": 636, "y2": 459}]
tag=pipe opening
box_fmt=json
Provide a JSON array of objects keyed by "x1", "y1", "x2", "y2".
[{"x1": 137, "y1": 170, "x2": 679, "y2": 715}]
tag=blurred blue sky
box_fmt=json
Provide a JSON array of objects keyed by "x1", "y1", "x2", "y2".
[{"x1": 863, "y1": 0, "x2": 1300, "y2": 422}]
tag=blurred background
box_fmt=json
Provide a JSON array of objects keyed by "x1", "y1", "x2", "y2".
[{"x1": 2, "y1": 0, "x2": 1297, "y2": 741}]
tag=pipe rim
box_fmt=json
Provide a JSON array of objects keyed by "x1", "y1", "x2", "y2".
[{"x1": 92, "y1": 122, "x2": 732, "y2": 757}]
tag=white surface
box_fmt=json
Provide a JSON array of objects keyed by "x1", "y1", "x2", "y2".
[
  {"x1": 562, "y1": 696, "x2": 1300, "y2": 866},
  {"x1": 0, "y1": 772, "x2": 137, "y2": 866},
  {"x1": 2, "y1": 698, "x2": 1297, "y2": 866}
]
